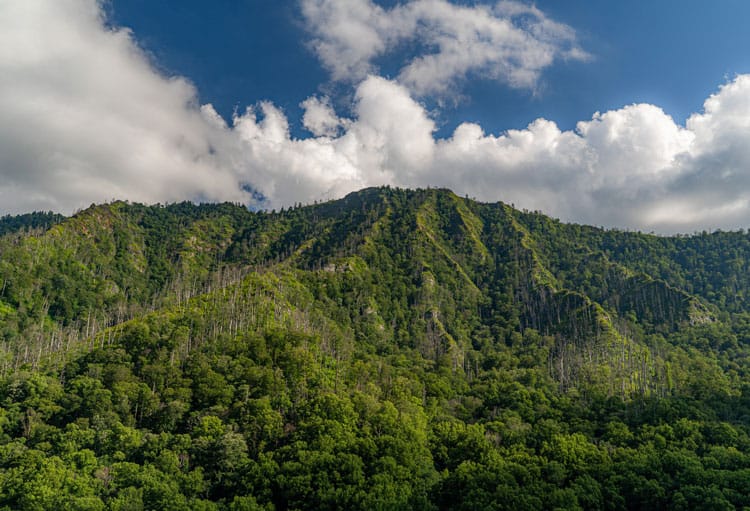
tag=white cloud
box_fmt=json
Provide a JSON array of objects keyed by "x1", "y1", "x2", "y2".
[
  {"x1": 230, "y1": 76, "x2": 435, "y2": 206},
  {"x1": 300, "y1": 0, "x2": 392, "y2": 82},
  {"x1": 301, "y1": 0, "x2": 589, "y2": 95},
  {"x1": 301, "y1": 96, "x2": 343, "y2": 137},
  {"x1": 0, "y1": 0, "x2": 250, "y2": 214},
  {"x1": 238, "y1": 74, "x2": 750, "y2": 232}
]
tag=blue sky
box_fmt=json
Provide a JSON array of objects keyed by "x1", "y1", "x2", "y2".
[{"x1": 5, "y1": 0, "x2": 750, "y2": 232}]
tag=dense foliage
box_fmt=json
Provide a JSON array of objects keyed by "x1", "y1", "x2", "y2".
[
  {"x1": 2, "y1": 188, "x2": 750, "y2": 509},
  {"x1": 0, "y1": 211, "x2": 64, "y2": 237}
]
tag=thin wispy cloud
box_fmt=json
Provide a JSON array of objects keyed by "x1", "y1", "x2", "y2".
[{"x1": 301, "y1": 0, "x2": 589, "y2": 95}]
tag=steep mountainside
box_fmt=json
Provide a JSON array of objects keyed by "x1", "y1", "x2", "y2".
[{"x1": 2, "y1": 187, "x2": 750, "y2": 509}]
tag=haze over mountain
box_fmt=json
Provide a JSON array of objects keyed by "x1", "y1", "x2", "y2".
[{"x1": 1, "y1": 188, "x2": 750, "y2": 508}]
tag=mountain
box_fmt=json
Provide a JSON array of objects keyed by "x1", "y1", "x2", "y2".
[{"x1": 2, "y1": 187, "x2": 750, "y2": 509}]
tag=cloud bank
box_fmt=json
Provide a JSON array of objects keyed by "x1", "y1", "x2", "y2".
[
  {"x1": 5, "y1": 0, "x2": 750, "y2": 233},
  {"x1": 228, "y1": 73, "x2": 750, "y2": 232}
]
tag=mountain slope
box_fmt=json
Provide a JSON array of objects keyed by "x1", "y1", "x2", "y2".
[{"x1": 0, "y1": 187, "x2": 750, "y2": 509}]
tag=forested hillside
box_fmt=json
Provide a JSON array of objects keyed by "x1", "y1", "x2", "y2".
[{"x1": 2, "y1": 187, "x2": 750, "y2": 510}]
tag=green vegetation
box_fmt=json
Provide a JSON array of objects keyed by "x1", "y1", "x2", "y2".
[
  {"x1": 0, "y1": 211, "x2": 64, "y2": 237},
  {"x1": 2, "y1": 187, "x2": 750, "y2": 509}
]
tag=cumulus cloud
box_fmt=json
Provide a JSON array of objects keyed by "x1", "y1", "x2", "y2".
[
  {"x1": 230, "y1": 77, "x2": 436, "y2": 206},
  {"x1": 301, "y1": 0, "x2": 589, "y2": 95},
  {"x1": 0, "y1": 0, "x2": 251, "y2": 214},
  {"x1": 238, "y1": 74, "x2": 750, "y2": 232},
  {"x1": 301, "y1": 96, "x2": 343, "y2": 137}
]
